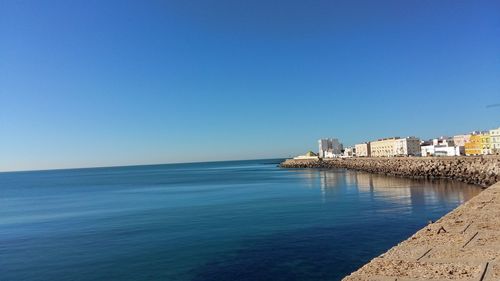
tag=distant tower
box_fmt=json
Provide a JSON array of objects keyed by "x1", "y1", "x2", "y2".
[{"x1": 318, "y1": 138, "x2": 342, "y2": 158}]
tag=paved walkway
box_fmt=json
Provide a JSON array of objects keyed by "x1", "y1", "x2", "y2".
[{"x1": 343, "y1": 181, "x2": 500, "y2": 281}]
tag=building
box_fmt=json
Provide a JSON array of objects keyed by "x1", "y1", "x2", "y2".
[
  {"x1": 490, "y1": 127, "x2": 500, "y2": 154},
  {"x1": 465, "y1": 134, "x2": 482, "y2": 155},
  {"x1": 355, "y1": 142, "x2": 371, "y2": 157},
  {"x1": 394, "y1": 137, "x2": 421, "y2": 156},
  {"x1": 293, "y1": 151, "x2": 319, "y2": 160},
  {"x1": 370, "y1": 138, "x2": 399, "y2": 157},
  {"x1": 370, "y1": 137, "x2": 420, "y2": 157},
  {"x1": 342, "y1": 146, "x2": 356, "y2": 157},
  {"x1": 370, "y1": 137, "x2": 397, "y2": 157},
  {"x1": 318, "y1": 138, "x2": 343, "y2": 158},
  {"x1": 420, "y1": 140, "x2": 434, "y2": 157},
  {"x1": 480, "y1": 133, "x2": 491, "y2": 155},
  {"x1": 421, "y1": 137, "x2": 461, "y2": 157},
  {"x1": 453, "y1": 134, "x2": 471, "y2": 147},
  {"x1": 464, "y1": 131, "x2": 492, "y2": 155},
  {"x1": 452, "y1": 134, "x2": 470, "y2": 156}
]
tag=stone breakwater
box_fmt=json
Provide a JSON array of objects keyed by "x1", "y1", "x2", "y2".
[{"x1": 280, "y1": 156, "x2": 500, "y2": 187}]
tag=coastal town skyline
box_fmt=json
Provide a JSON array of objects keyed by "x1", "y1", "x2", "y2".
[
  {"x1": 294, "y1": 125, "x2": 500, "y2": 160},
  {"x1": 2, "y1": 0, "x2": 499, "y2": 172}
]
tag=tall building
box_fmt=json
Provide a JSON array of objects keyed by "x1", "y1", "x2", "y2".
[
  {"x1": 318, "y1": 138, "x2": 342, "y2": 158},
  {"x1": 355, "y1": 142, "x2": 371, "y2": 157},
  {"x1": 490, "y1": 127, "x2": 500, "y2": 154}
]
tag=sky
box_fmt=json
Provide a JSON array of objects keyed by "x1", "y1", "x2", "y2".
[{"x1": 1, "y1": 0, "x2": 499, "y2": 172}]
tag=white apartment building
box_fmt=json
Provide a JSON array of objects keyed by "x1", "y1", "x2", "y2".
[
  {"x1": 343, "y1": 146, "x2": 356, "y2": 157},
  {"x1": 490, "y1": 128, "x2": 500, "y2": 154},
  {"x1": 394, "y1": 137, "x2": 421, "y2": 156},
  {"x1": 318, "y1": 138, "x2": 343, "y2": 158},
  {"x1": 355, "y1": 142, "x2": 371, "y2": 157},
  {"x1": 421, "y1": 138, "x2": 462, "y2": 157},
  {"x1": 421, "y1": 142, "x2": 434, "y2": 157}
]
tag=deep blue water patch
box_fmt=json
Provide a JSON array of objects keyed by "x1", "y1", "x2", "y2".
[{"x1": 0, "y1": 160, "x2": 481, "y2": 281}]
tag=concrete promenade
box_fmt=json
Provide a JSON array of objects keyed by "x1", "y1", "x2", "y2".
[{"x1": 343, "y1": 181, "x2": 500, "y2": 281}]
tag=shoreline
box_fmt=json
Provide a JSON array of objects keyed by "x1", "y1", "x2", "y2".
[
  {"x1": 280, "y1": 156, "x2": 500, "y2": 280},
  {"x1": 280, "y1": 156, "x2": 500, "y2": 187}
]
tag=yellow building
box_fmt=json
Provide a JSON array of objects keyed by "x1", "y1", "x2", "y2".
[
  {"x1": 465, "y1": 134, "x2": 483, "y2": 155},
  {"x1": 480, "y1": 133, "x2": 491, "y2": 155}
]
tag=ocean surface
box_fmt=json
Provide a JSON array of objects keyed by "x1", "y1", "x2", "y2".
[{"x1": 0, "y1": 159, "x2": 482, "y2": 281}]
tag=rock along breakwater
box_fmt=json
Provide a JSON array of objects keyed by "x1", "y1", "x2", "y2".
[{"x1": 280, "y1": 156, "x2": 500, "y2": 187}]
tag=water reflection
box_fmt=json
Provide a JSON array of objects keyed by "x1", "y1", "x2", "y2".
[{"x1": 294, "y1": 168, "x2": 481, "y2": 206}]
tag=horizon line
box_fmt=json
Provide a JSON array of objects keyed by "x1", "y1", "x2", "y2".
[{"x1": 0, "y1": 157, "x2": 287, "y2": 174}]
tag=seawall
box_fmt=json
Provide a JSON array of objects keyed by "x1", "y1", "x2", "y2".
[{"x1": 280, "y1": 156, "x2": 500, "y2": 187}]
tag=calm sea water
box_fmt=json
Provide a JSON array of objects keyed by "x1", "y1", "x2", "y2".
[{"x1": 0, "y1": 159, "x2": 481, "y2": 281}]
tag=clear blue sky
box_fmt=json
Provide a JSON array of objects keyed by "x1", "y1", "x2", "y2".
[{"x1": 1, "y1": 0, "x2": 499, "y2": 171}]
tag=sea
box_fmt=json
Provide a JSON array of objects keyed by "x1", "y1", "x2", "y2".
[{"x1": 0, "y1": 159, "x2": 482, "y2": 281}]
